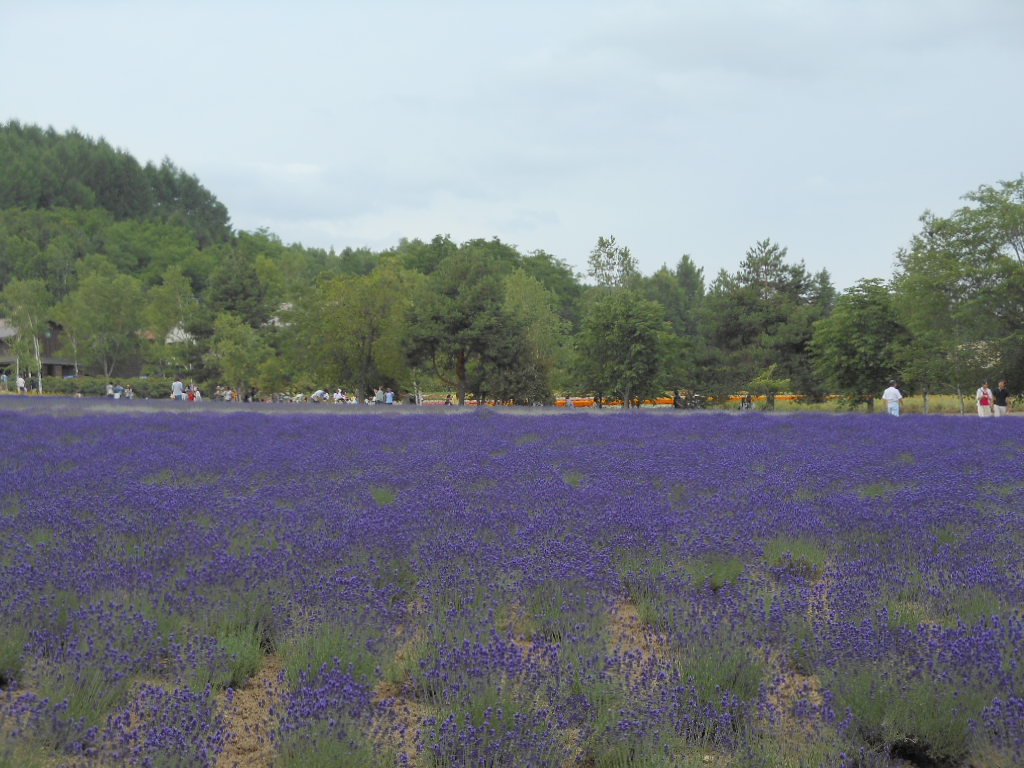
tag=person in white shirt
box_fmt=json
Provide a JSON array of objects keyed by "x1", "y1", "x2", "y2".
[
  {"x1": 882, "y1": 381, "x2": 903, "y2": 416},
  {"x1": 976, "y1": 382, "x2": 993, "y2": 418},
  {"x1": 171, "y1": 378, "x2": 185, "y2": 400}
]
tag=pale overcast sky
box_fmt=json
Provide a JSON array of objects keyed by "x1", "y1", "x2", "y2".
[{"x1": 3, "y1": 0, "x2": 1022, "y2": 289}]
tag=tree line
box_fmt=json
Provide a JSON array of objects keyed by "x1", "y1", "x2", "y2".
[{"x1": 1, "y1": 122, "x2": 1022, "y2": 407}]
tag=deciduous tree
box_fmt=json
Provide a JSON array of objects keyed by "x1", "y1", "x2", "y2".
[
  {"x1": 56, "y1": 259, "x2": 144, "y2": 378},
  {"x1": 587, "y1": 235, "x2": 638, "y2": 289},
  {"x1": 204, "y1": 313, "x2": 270, "y2": 395},
  {"x1": 0, "y1": 278, "x2": 52, "y2": 390},
  {"x1": 810, "y1": 279, "x2": 907, "y2": 411},
  {"x1": 574, "y1": 290, "x2": 671, "y2": 407}
]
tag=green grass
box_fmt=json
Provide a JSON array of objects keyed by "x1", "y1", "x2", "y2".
[
  {"x1": 933, "y1": 523, "x2": 964, "y2": 547},
  {"x1": 684, "y1": 553, "x2": 745, "y2": 591},
  {"x1": 190, "y1": 589, "x2": 279, "y2": 690},
  {"x1": 0, "y1": 741, "x2": 53, "y2": 768},
  {"x1": 519, "y1": 578, "x2": 604, "y2": 643},
  {"x1": 276, "y1": 720, "x2": 392, "y2": 768},
  {"x1": 672, "y1": 638, "x2": 767, "y2": 709},
  {"x1": 563, "y1": 470, "x2": 584, "y2": 487},
  {"x1": 828, "y1": 664, "x2": 985, "y2": 766},
  {"x1": 281, "y1": 618, "x2": 387, "y2": 690},
  {"x1": 31, "y1": 650, "x2": 133, "y2": 747},
  {"x1": 214, "y1": 626, "x2": 264, "y2": 689},
  {"x1": 762, "y1": 535, "x2": 827, "y2": 579},
  {"x1": 369, "y1": 484, "x2": 398, "y2": 505},
  {"x1": 0, "y1": 622, "x2": 28, "y2": 686},
  {"x1": 885, "y1": 578, "x2": 1007, "y2": 630},
  {"x1": 855, "y1": 481, "x2": 903, "y2": 498}
]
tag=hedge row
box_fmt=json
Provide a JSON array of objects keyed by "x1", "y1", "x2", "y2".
[{"x1": 41, "y1": 376, "x2": 176, "y2": 400}]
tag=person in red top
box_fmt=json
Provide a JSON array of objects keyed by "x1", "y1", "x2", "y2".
[{"x1": 976, "y1": 382, "x2": 993, "y2": 418}]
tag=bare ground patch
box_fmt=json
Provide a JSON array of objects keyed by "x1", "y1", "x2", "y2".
[{"x1": 216, "y1": 655, "x2": 285, "y2": 768}]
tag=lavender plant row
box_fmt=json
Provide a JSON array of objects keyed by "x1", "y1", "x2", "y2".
[{"x1": 1, "y1": 403, "x2": 1022, "y2": 767}]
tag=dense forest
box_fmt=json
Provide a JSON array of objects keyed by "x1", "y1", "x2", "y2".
[{"x1": 1, "y1": 121, "x2": 1022, "y2": 406}]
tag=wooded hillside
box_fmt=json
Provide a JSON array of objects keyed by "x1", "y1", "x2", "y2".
[{"x1": 1, "y1": 121, "x2": 1021, "y2": 406}]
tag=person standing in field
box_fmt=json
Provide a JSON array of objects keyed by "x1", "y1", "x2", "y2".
[
  {"x1": 1, "y1": 372, "x2": 7, "y2": 391},
  {"x1": 171, "y1": 377, "x2": 184, "y2": 400},
  {"x1": 16, "y1": 374, "x2": 27, "y2": 394},
  {"x1": 976, "y1": 382, "x2": 994, "y2": 417},
  {"x1": 882, "y1": 380, "x2": 903, "y2": 416},
  {"x1": 992, "y1": 380, "x2": 1010, "y2": 417}
]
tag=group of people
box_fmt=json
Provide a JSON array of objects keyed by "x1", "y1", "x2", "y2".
[
  {"x1": 170, "y1": 378, "x2": 200, "y2": 400},
  {"x1": 169, "y1": 378, "x2": 236, "y2": 401},
  {"x1": 293, "y1": 387, "x2": 433, "y2": 405},
  {"x1": 882, "y1": 379, "x2": 1013, "y2": 417},
  {"x1": 975, "y1": 380, "x2": 1011, "y2": 418},
  {"x1": 307, "y1": 388, "x2": 352, "y2": 403},
  {"x1": 0, "y1": 372, "x2": 29, "y2": 393},
  {"x1": 105, "y1": 382, "x2": 135, "y2": 399}
]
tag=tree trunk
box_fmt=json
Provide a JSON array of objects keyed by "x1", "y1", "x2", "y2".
[
  {"x1": 866, "y1": 396, "x2": 875, "y2": 413},
  {"x1": 622, "y1": 385, "x2": 631, "y2": 409},
  {"x1": 923, "y1": 390, "x2": 929, "y2": 415},
  {"x1": 455, "y1": 351, "x2": 467, "y2": 405},
  {"x1": 32, "y1": 336, "x2": 43, "y2": 394}
]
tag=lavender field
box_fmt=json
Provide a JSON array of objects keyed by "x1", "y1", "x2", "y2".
[{"x1": 1, "y1": 402, "x2": 1022, "y2": 768}]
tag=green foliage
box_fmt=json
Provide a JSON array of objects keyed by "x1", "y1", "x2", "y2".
[
  {"x1": 203, "y1": 313, "x2": 271, "y2": 394},
  {"x1": 0, "y1": 622, "x2": 27, "y2": 686},
  {"x1": 762, "y1": 536, "x2": 827, "y2": 578},
  {"x1": 616, "y1": 547, "x2": 676, "y2": 628},
  {"x1": 699, "y1": 240, "x2": 834, "y2": 398},
  {"x1": 189, "y1": 590, "x2": 278, "y2": 690},
  {"x1": 895, "y1": 176, "x2": 1024, "y2": 388},
  {"x1": 40, "y1": 375, "x2": 173, "y2": 398},
  {"x1": 30, "y1": 647, "x2": 134, "y2": 740},
  {"x1": 0, "y1": 121, "x2": 230, "y2": 246},
  {"x1": 407, "y1": 246, "x2": 520, "y2": 403},
  {"x1": 215, "y1": 626, "x2": 264, "y2": 689},
  {"x1": 810, "y1": 279, "x2": 907, "y2": 403},
  {"x1": 203, "y1": 241, "x2": 275, "y2": 328},
  {"x1": 281, "y1": 622, "x2": 370, "y2": 690},
  {"x1": 827, "y1": 663, "x2": 983, "y2": 765},
  {"x1": 562, "y1": 470, "x2": 584, "y2": 487},
  {"x1": 684, "y1": 554, "x2": 745, "y2": 590},
  {"x1": 369, "y1": 485, "x2": 398, "y2": 505},
  {"x1": 0, "y1": 741, "x2": 53, "y2": 768},
  {"x1": 746, "y1": 364, "x2": 793, "y2": 410},
  {"x1": 587, "y1": 234, "x2": 638, "y2": 289},
  {"x1": 497, "y1": 269, "x2": 569, "y2": 402},
  {"x1": 2, "y1": 121, "x2": 1021, "y2": 402},
  {"x1": 289, "y1": 261, "x2": 416, "y2": 397},
  {"x1": 54, "y1": 262, "x2": 145, "y2": 377},
  {"x1": 574, "y1": 289, "x2": 672, "y2": 406},
  {"x1": 670, "y1": 628, "x2": 768, "y2": 714},
  {"x1": 275, "y1": 719, "x2": 390, "y2": 768},
  {"x1": 518, "y1": 578, "x2": 605, "y2": 645},
  {"x1": 0, "y1": 278, "x2": 52, "y2": 380}
]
